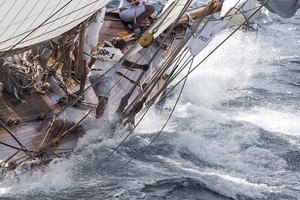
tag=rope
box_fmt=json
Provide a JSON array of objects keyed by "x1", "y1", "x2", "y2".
[
  {"x1": 122, "y1": 0, "x2": 194, "y2": 114},
  {"x1": 150, "y1": 0, "x2": 272, "y2": 112},
  {"x1": 0, "y1": 0, "x2": 74, "y2": 59},
  {"x1": 0, "y1": 120, "x2": 31, "y2": 155},
  {"x1": 96, "y1": 0, "x2": 195, "y2": 170},
  {"x1": 106, "y1": 57, "x2": 194, "y2": 175}
]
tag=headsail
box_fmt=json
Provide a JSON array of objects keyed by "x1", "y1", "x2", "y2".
[
  {"x1": 220, "y1": 0, "x2": 269, "y2": 27},
  {"x1": 0, "y1": 0, "x2": 111, "y2": 55},
  {"x1": 187, "y1": 20, "x2": 228, "y2": 57}
]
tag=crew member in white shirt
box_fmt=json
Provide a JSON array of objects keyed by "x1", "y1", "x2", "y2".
[
  {"x1": 88, "y1": 37, "x2": 149, "y2": 119},
  {"x1": 76, "y1": 8, "x2": 106, "y2": 95},
  {"x1": 119, "y1": 0, "x2": 154, "y2": 33}
]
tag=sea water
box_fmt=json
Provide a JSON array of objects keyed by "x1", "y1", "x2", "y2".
[{"x1": 0, "y1": 1, "x2": 300, "y2": 199}]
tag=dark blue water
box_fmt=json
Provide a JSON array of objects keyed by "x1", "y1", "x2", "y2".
[{"x1": 1, "y1": 1, "x2": 300, "y2": 200}]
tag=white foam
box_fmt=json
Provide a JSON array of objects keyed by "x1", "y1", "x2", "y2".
[{"x1": 235, "y1": 107, "x2": 300, "y2": 136}]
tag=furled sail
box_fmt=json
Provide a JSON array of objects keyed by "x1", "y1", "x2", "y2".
[
  {"x1": 0, "y1": 0, "x2": 111, "y2": 55},
  {"x1": 258, "y1": 0, "x2": 300, "y2": 18}
]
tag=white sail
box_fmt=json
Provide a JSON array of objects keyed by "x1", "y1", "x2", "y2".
[
  {"x1": 187, "y1": 20, "x2": 228, "y2": 57},
  {"x1": 221, "y1": 0, "x2": 269, "y2": 27},
  {"x1": 0, "y1": 0, "x2": 111, "y2": 53}
]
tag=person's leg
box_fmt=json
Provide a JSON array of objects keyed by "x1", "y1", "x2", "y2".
[
  {"x1": 135, "y1": 5, "x2": 154, "y2": 25},
  {"x1": 91, "y1": 73, "x2": 112, "y2": 119},
  {"x1": 96, "y1": 96, "x2": 108, "y2": 119},
  {"x1": 71, "y1": 46, "x2": 78, "y2": 72},
  {"x1": 77, "y1": 42, "x2": 93, "y2": 94}
]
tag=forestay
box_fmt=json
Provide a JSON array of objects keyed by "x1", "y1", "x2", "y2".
[{"x1": 0, "y1": 0, "x2": 111, "y2": 53}]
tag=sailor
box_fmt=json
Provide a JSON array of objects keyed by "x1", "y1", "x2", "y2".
[
  {"x1": 88, "y1": 37, "x2": 149, "y2": 119},
  {"x1": 75, "y1": 7, "x2": 106, "y2": 96},
  {"x1": 119, "y1": 0, "x2": 155, "y2": 33}
]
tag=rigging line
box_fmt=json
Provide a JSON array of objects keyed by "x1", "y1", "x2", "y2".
[
  {"x1": 97, "y1": 9, "x2": 197, "y2": 168},
  {"x1": 52, "y1": 47, "x2": 148, "y2": 124},
  {"x1": 222, "y1": 0, "x2": 275, "y2": 19},
  {"x1": 42, "y1": 0, "x2": 98, "y2": 42},
  {"x1": 1, "y1": 1, "x2": 75, "y2": 46},
  {"x1": 143, "y1": 42, "x2": 187, "y2": 105},
  {"x1": 103, "y1": 47, "x2": 149, "y2": 100},
  {"x1": 160, "y1": 2, "x2": 223, "y2": 85},
  {"x1": 126, "y1": 40, "x2": 181, "y2": 111},
  {"x1": 119, "y1": 33, "x2": 175, "y2": 99},
  {"x1": 146, "y1": 49, "x2": 191, "y2": 104},
  {"x1": 0, "y1": 0, "x2": 29, "y2": 38},
  {"x1": 121, "y1": 0, "x2": 189, "y2": 61},
  {"x1": 97, "y1": 77, "x2": 170, "y2": 169},
  {"x1": 116, "y1": 40, "x2": 175, "y2": 115},
  {"x1": 101, "y1": 1, "x2": 190, "y2": 104},
  {"x1": 155, "y1": 0, "x2": 272, "y2": 107},
  {"x1": 56, "y1": 116, "x2": 67, "y2": 138},
  {"x1": 0, "y1": 0, "x2": 6, "y2": 8},
  {"x1": 152, "y1": 0, "x2": 182, "y2": 34},
  {"x1": 120, "y1": 0, "x2": 179, "y2": 61},
  {"x1": 3, "y1": 153, "x2": 32, "y2": 167},
  {"x1": 168, "y1": 49, "x2": 191, "y2": 79},
  {"x1": 156, "y1": 2, "x2": 215, "y2": 74},
  {"x1": 36, "y1": 109, "x2": 91, "y2": 154},
  {"x1": 167, "y1": 53, "x2": 192, "y2": 84},
  {"x1": 135, "y1": 36, "x2": 179, "y2": 95},
  {"x1": 123, "y1": 0, "x2": 194, "y2": 113},
  {"x1": 0, "y1": 151, "x2": 19, "y2": 166},
  {"x1": 27, "y1": 0, "x2": 52, "y2": 33},
  {"x1": 146, "y1": 4, "x2": 224, "y2": 106},
  {"x1": 81, "y1": 46, "x2": 175, "y2": 170},
  {"x1": 106, "y1": 57, "x2": 194, "y2": 175},
  {"x1": 46, "y1": 0, "x2": 64, "y2": 24},
  {"x1": 179, "y1": 0, "x2": 271, "y2": 77},
  {"x1": 39, "y1": 101, "x2": 91, "y2": 148},
  {"x1": 0, "y1": 141, "x2": 30, "y2": 153},
  {"x1": 139, "y1": 19, "x2": 203, "y2": 103},
  {"x1": 222, "y1": 0, "x2": 243, "y2": 21},
  {"x1": 0, "y1": 120, "x2": 31, "y2": 154},
  {"x1": 139, "y1": 37, "x2": 175, "y2": 85},
  {"x1": 0, "y1": 0, "x2": 74, "y2": 59},
  {"x1": 46, "y1": 0, "x2": 81, "y2": 32},
  {"x1": 39, "y1": 115, "x2": 58, "y2": 149},
  {"x1": 0, "y1": 0, "x2": 17, "y2": 25},
  {"x1": 0, "y1": 0, "x2": 104, "y2": 48}
]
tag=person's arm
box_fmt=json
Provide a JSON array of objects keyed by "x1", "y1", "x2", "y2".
[{"x1": 122, "y1": 60, "x2": 149, "y2": 71}]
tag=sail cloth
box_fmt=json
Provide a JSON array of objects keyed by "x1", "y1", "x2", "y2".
[
  {"x1": 258, "y1": 0, "x2": 300, "y2": 18},
  {"x1": 220, "y1": 0, "x2": 269, "y2": 27},
  {"x1": 0, "y1": 0, "x2": 111, "y2": 54},
  {"x1": 187, "y1": 20, "x2": 227, "y2": 57}
]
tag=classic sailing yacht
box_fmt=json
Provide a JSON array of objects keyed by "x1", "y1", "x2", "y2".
[{"x1": 0, "y1": 0, "x2": 222, "y2": 176}]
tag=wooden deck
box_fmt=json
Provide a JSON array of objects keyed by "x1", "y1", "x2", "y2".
[
  {"x1": 0, "y1": 3, "x2": 222, "y2": 169},
  {"x1": 0, "y1": 11, "x2": 131, "y2": 165}
]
